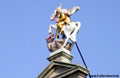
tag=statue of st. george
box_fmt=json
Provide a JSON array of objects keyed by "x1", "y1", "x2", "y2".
[{"x1": 47, "y1": 3, "x2": 81, "y2": 52}]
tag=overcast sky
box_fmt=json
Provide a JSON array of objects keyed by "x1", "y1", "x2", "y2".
[{"x1": 0, "y1": 0, "x2": 120, "y2": 78}]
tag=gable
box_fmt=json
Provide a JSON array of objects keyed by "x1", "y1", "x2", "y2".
[{"x1": 37, "y1": 61, "x2": 77, "y2": 78}]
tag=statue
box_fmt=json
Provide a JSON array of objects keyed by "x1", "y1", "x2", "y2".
[{"x1": 47, "y1": 3, "x2": 81, "y2": 52}]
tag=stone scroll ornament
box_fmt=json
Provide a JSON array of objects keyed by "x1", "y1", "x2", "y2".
[{"x1": 46, "y1": 3, "x2": 81, "y2": 52}]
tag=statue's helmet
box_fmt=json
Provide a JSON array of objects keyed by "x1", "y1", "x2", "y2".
[{"x1": 56, "y1": 3, "x2": 62, "y2": 12}]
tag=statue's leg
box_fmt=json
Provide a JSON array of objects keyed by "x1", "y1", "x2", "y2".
[
  {"x1": 49, "y1": 24, "x2": 53, "y2": 34},
  {"x1": 65, "y1": 43, "x2": 71, "y2": 50},
  {"x1": 57, "y1": 22, "x2": 64, "y2": 34},
  {"x1": 47, "y1": 43, "x2": 54, "y2": 52},
  {"x1": 63, "y1": 37, "x2": 70, "y2": 47},
  {"x1": 62, "y1": 24, "x2": 74, "y2": 47},
  {"x1": 51, "y1": 43, "x2": 58, "y2": 52},
  {"x1": 49, "y1": 24, "x2": 57, "y2": 34},
  {"x1": 69, "y1": 42, "x2": 75, "y2": 51},
  {"x1": 70, "y1": 22, "x2": 81, "y2": 42},
  {"x1": 55, "y1": 39, "x2": 62, "y2": 48}
]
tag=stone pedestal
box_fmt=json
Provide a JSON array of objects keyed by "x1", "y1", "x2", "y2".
[
  {"x1": 47, "y1": 48, "x2": 73, "y2": 63},
  {"x1": 38, "y1": 48, "x2": 89, "y2": 78},
  {"x1": 37, "y1": 61, "x2": 89, "y2": 78}
]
